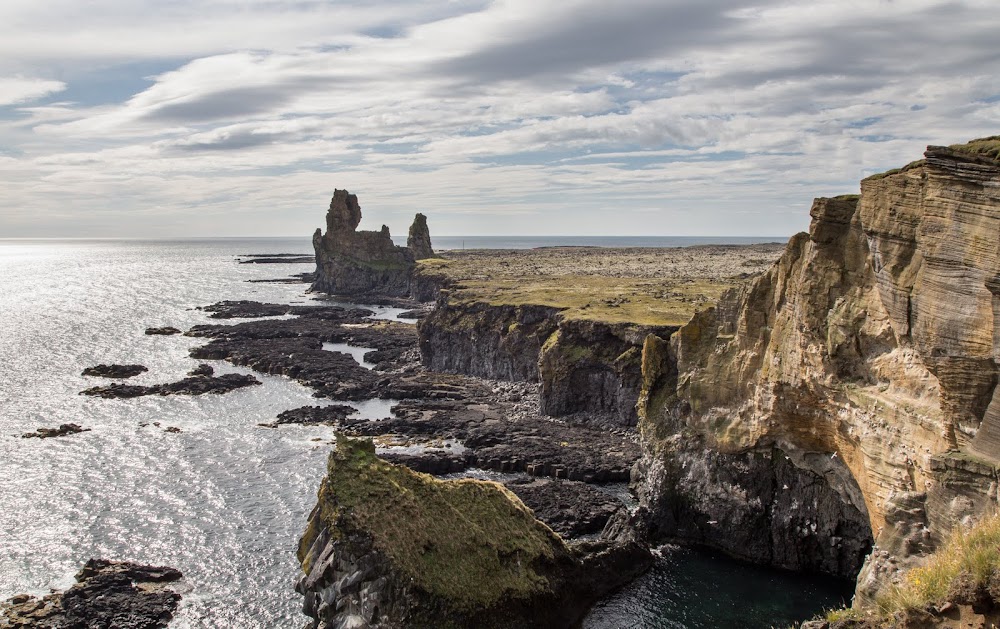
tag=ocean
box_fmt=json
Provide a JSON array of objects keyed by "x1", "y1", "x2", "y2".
[{"x1": 0, "y1": 237, "x2": 846, "y2": 629}]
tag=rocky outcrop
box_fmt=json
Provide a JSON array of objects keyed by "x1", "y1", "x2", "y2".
[
  {"x1": 82, "y1": 364, "x2": 148, "y2": 378},
  {"x1": 21, "y1": 423, "x2": 91, "y2": 439},
  {"x1": 296, "y1": 437, "x2": 650, "y2": 629},
  {"x1": 1, "y1": 559, "x2": 182, "y2": 628},
  {"x1": 634, "y1": 141, "x2": 1000, "y2": 599},
  {"x1": 311, "y1": 190, "x2": 434, "y2": 297},
  {"x1": 81, "y1": 372, "x2": 260, "y2": 398},
  {"x1": 145, "y1": 326, "x2": 180, "y2": 335},
  {"x1": 407, "y1": 213, "x2": 435, "y2": 260}
]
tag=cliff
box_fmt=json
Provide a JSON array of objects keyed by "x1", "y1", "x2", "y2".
[
  {"x1": 296, "y1": 437, "x2": 650, "y2": 629},
  {"x1": 634, "y1": 139, "x2": 1000, "y2": 599},
  {"x1": 311, "y1": 190, "x2": 434, "y2": 296},
  {"x1": 416, "y1": 247, "x2": 781, "y2": 425}
]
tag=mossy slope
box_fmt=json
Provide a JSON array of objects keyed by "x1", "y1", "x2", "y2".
[{"x1": 306, "y1": 437, "x2": 569, "y2": 611}]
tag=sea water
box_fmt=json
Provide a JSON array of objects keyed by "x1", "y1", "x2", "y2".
[{"x1": 0, "y1": 237, "x2": 846, "y2": 629}]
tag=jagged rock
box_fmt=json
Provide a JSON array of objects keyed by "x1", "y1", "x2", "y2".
[
  {"x1": 144, "y1": 326, "x2": 180, "y2": 335},
  {"x1": 0, "y1": 558, "x2": 182, "y2": 628},
  {"x1": 406, "y1": 212, "x2": 435, "y2": 260},
  {"x1": 21, "y1": 423, "x2": 91, "y2": 439},
  {"x1": 296, "y1": 438, "x2": 651, "y2": 629},
  {"x1": 502, "y1": 477, "x2": 623, "y2": 539},
  {"x1": 276, "y1": 404, "x2": 356, "y2": 425},
  {"x1": 81, "y1": 364, "x2": 148, "y2": 378},
  {"x1": 80, "y1": 373, "x2": 261, "y2": 398},
  {"x1": 634, "y1": 140, "x2": 1000, "y2": 601},
  {"x1": 311, "y1": 189, "x2": 434, "y2": 297},
  {"x1": 238, "y1": 255, "x2": 314, "y2": 264},
  {"x1": 187, "y1": 363, "x2": 214, "y2": 377}
]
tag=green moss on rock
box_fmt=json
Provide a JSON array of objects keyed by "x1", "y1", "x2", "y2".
[{"x1": 312, "y1": 437, "x2": 568, "y2": 611}]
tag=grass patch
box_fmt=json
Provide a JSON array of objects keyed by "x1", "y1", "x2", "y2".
[
  {"x1": 314, "y1": 437, "x2": 566, "y2": 611},
  {"x1": 880, "y1": 513, "x2": 1000, "y2": 612},
  {"x1": 824, "y1": 513, "x2": 1000, "y2": 623},
  {"x1": 450, "y1": 275, "x2": 731, "y2": 326},
  {"x1": 949, "y1": 136, "x2": 1000, "y2": 162}
]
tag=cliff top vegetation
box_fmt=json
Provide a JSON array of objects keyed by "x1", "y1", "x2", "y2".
[
  {"x1": 948, "y1": 136, "x2": 1000, "y2": 162},
  {"x1": 415, "y1": 244, "x2": 783, "y2": 326}
]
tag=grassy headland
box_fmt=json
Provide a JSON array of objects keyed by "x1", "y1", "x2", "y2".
[{"x1": 416, "y1": 244, "x2": 784, "y2": 326}]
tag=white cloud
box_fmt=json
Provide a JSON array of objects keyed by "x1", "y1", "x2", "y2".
[
  {"x1": 1, "y1": 0, "x2": 999, "y2": 237},
  {"x1": 0, "y1": 77, "x2": 65, "y2": 106}
]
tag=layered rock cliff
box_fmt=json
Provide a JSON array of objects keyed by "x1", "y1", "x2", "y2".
[
  {"x1": 634, "y1": 140, "x2": 1000, "y2": 597},
  {"x1": 296, "y1": 437, "x2": 650, "y2": 629},
  {"x1": 311, "y1": 190, "x2": 434, "y2": 296}
]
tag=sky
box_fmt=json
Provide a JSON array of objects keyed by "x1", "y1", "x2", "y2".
[{"x1": 0, "y1": 0, "x2": 998, "y2": 239}]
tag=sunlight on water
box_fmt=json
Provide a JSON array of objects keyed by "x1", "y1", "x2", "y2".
[{"x1": 0, "y1": 238, "x2": 330, "y2": 628}]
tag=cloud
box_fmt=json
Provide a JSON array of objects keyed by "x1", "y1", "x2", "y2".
[
  {"x1": 1, "y1": 0, "x2": 999, "y2": 238},
  {"x1": 0, "y1": 76, "x2": 65, "y2": 106}
]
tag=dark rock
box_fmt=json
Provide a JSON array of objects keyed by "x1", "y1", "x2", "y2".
[
  {"x1": 144, "y1": 327, "x2": 180, "y2": 335},
  {"x1": 406, "y1": 212, "x2": 435, "y2": 260},
  {"x1": 81, "y1": 364, "x2": 148, "y2": 378},
  {"x1": 187, "y1": 363, "x2": 214, "y2": 377},
  {"x1": 503, "y1": 477, "x2": 623, "y2": 538},
  {"x1": 198, "y1": 299, "x2": 371, "y2": 320},
  {"x1": 21, "y1": 423, "x2": 91, "y2": 439},
  {"x1": 192, "y1": 311, "x2": 640, "y2": 483},
  {"x1": 248, "y1": 272, "x2": 315, "y2": 284},
  {"x1": 396, "y1": 309, "x2": 426, "y2": 320},
  {"x1": 276, "y1": 405, "x2": 356, "y2": 425},
  {"x1": 238, "y1": 256, "x2": 314, "y2": 264},
  {"x1": 631, "y1": 437, "x2": 873, "y2": 580},
  {"x1": 81, "y1": 373, "x2": 261, "y2": 398},
  {"x1": 311, "y1": 189, "x2": 434, "y2": 297},
  {"x1": 164, "y1": 426, "x2": 182, "y2": 434},
  {"x1": 192, "y1": 300, "x2": 373, "y2": 323},
  {"x1": 419, "y1": 300, "x2": 561, "y2": 382},
  {"x1": 0, "y1": 558, "x2": 182, "y2": 628}
]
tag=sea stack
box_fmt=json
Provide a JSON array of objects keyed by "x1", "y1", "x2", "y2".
[
  {"x1": 407, "y1": 213, "x2": 435, "y2": 260},
  {"x1": 311, "y1": 190, "x2": 434, "y2": 296}
]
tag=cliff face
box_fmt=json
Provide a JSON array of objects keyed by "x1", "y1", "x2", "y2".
[
  {"x1": 296, "y1": 437, "x2": 650, "y2": 629},
  {"x1": 311, "y1": 190, "x2": 433, "y2": 296},
  {"x1": 418, "y1": 296, "x2": 675, "y2": 425},
  {"x1": 636, "y1": 142, "x2": 1000, "y2": 596}
]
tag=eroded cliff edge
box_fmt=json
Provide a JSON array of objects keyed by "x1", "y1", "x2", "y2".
[{"x1": 634, "y1": 140, "x2": 1000, "y2": 601}]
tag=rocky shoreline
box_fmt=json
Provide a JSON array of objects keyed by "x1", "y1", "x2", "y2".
[{"x1": 0, "y1": 559, "x2": 183, "y2": 628}]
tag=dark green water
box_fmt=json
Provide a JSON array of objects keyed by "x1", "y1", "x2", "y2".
[{"x1": 582, "y1": 545, "x2": 854, "y2": 628}]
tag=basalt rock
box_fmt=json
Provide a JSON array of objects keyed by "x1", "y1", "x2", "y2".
[
  {"x1": 407, "y1": 212, "x2": 435, "y2": 260},
  {"x1": 188, "y1": 363, "x2": 214, "y2": 377},
  {"x1": 144, "y1": 326, "x2": 180, "y2": 335},
  {"x1": 82, "y1": 364, "x2": 148, "y2": 378},
  {"x1": 635, "y1": 140, "x2": 1000, "y2": 602},
  {"x1": 81, "y1": 373, "x2": 261, "y2": 398},
  {"x1": 295, "y1": 438, "x2": 650, "y2": 629},
  {"x1": 21, "y1": 423, "x2": 91, "y2": 439},
  {"x1": 311, "y1": 190, "x2": 435, "y2": 297},
  {"x1": 418, "y1": 298, "x2": 672, "y2": 425},
  {"x1": 0, "y1": 559, "x2": 182, "y2": 628}
]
